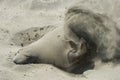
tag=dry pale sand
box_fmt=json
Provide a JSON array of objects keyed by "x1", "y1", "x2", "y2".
[{"x1": 0, "y1": 0, "x2": 120, "y2": 80}]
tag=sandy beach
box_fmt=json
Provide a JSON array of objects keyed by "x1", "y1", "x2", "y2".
[{"x1": 0, "y1": 0, "x2": 120, "y2": 80}]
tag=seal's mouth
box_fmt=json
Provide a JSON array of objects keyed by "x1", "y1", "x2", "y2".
[{"x1": 25, "y1": 56, "x2": 41, "y2": 64}]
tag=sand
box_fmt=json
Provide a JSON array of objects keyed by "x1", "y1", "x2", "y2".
[{"x1": 0, "y1": 0, "x2": 120, "y2": 80}]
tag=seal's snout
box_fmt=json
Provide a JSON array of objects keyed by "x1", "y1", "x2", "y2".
[
  {"x1": 13, "y1": 59, "x2": 19, "y2": 64},
  {"x1": 13, "y1": 53, "x2": 40, "y2": 64},
  {"x1": 13, "y1": 57, "x2": 21, "y2": 64},
  {"x1": 13, "y1": 54, "x2": 28, "y2": 64},
  {"x1": 13, "y1": 57, "x2": 27, "y2": 64}
]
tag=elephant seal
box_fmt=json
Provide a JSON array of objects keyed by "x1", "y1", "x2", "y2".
[{"x1": 13, "y1": 5, "x2": 120, "y2": 74}]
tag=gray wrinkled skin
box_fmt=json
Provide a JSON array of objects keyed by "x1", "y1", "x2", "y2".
[{"x1": 64, "y1": 5, "x2": 120, "y2": 62}]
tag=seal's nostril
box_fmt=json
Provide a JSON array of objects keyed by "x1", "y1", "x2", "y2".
[
  {"x1": 13, "y1": 60, "x2": 17, "y2": 64},
  {"x1": 13, "y1": 58, "x2": 19, "y2": 64}
]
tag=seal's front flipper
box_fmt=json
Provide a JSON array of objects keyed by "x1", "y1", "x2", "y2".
[{"x1": 68, "y1": 38, "x2": 87, "y2": 62}]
